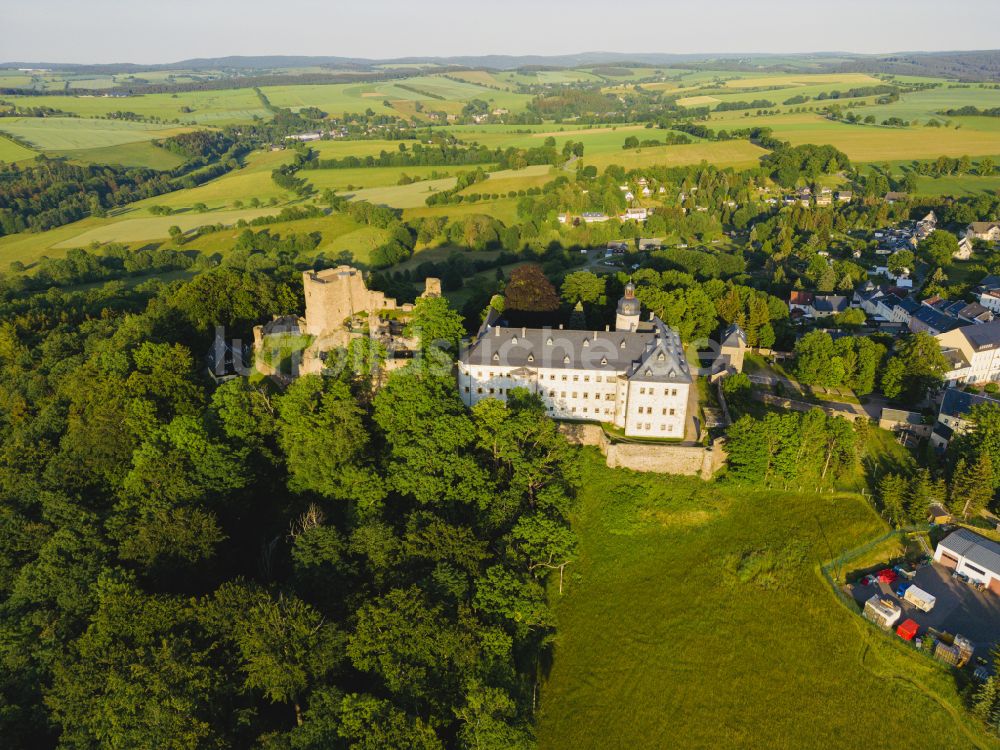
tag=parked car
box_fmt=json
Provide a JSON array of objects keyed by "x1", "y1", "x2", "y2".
[
  {"x1": 895, "y1": 582, "x2": 912, "y2": 597},
  {"x1": 893, "y1": 565, "x2": 916, "y2": 580},
  {"x1": 952, "y1": 572, "x2": 970, "y2": 584}
]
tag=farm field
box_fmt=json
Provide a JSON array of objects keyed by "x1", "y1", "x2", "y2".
[
  {"x1": 912, "y1": 173, "x2": 1000, "y2": 196},
  {"x1": 0, "y1": 117, "x2": 192, "y2": 151},
  {"x1": 51, "y1": 140, "x2": 187, "y2": 169},
  {"x1": 581, "y1": 139, "x2": 767, "y2": 171},
  {"x1": 719, "y1": 72, "x2": 883, "y2": 89},
  {"x1": 706, "y1": 111, "x2": 1000, "y2": 162},
  {"x1": 262, "y1": 75, "x2": 530, "y2": 119},
  {"x1": 403, "y1": 197, "x2": 521, "y2": 225},
  {"x1": 302, "y1": 165, "x2": 464, "y2": 192},
  {"x1": 536, "y1": 452, "x2": 995, "y2": 750},
  {"x1": 3, "y1": 89, "x2": 269, "y2": 124},
  {"x1": 129, "y1": 149, "x2": 298, "y2": 211},
  {"x1": 856, "y1": 86, "x2": 1000, "y2": 127},
  {"x1": 0, "y1": 134, "x2": 37, "y2": 163}
]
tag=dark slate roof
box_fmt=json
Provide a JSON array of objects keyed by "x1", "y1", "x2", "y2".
[
  {"x1": 720, "y1": 324, "x2": 747, "y2": 349},
  {"x1": 939, "y1": 387, "x2": 1000, "y2": 419},
  {"x1": 911, "y1": 306, "x2": 962, "y2": 333},
  {"x1": 959, "y1": 302, "x2": 992, "y2": 322},
  {"x1": 897, "y1": 297, "x2": 920, "y2": 314},
  {"x1": 879, "y1": 293, "x2": 902, "y2": 309},
  {"x1": 463, "y1": 317, "x2": 692, "y2": 384},
  {"x1": 978, "y1": 274, "x2": 1000, "y2": 292},
  {"x1": 813, "y1": 295, "x2": 849, "y2": 313},
  {"x1": 937, "y1": 528, "x2": 1000, "y2": 576},
  {"x1": 932, "y1": 421, "x2": 954, "y2": 443},
  {"x1": 958, "y1": 319, "x2": 1000, "y2": 351}
]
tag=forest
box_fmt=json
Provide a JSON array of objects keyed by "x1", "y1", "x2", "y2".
[{"x1": 0, "y1": 253, "x2": 576, "y2": 748}]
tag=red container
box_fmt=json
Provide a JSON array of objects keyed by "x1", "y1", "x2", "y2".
[
  {"x1": 897, "y1": 619, "x2": 919, "y2": 641},
  {"x1": 878, "y1": 568, "x2": 897, "y2": 584}
]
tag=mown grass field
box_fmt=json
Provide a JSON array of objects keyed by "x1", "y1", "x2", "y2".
[
  {"x1": 52, "y1": 141, "x2": 187, "y2": 169},
  {"x1": 3, "y1": 89, "x2": 269, "y2": 125},
  {"x1": 0, "y1": 117, "x2": 192, "y2": 151},
  {"x1": 705, "y1": 110, "x2": 1000, "y2": 162},
  {"x1": 0, "y1": 134, "x2": 37, "y2": 163},
  {"x1": 537, "y1": 451, "x2": 996, "y2": 750},
  {"x1": 581, "y1": 139, "x2": 767, "y2": 171}
]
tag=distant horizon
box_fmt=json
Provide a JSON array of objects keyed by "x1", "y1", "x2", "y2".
[
  {"x1": 4, "y1": 47, "x2": 1000, "y2": 69},
  {"x1": 7, "y1": 0, "x2": 1000, "y2": 66}
]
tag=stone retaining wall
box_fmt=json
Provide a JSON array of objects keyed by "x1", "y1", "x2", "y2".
[{"x1": 558, "y1": 424, "x2": 726, "y2": 479}]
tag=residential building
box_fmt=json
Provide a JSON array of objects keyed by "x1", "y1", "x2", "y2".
[
  {"x1": 930, "y1": 387, "x2": 1000, "y2": 449},
  {"x1": 936, "y1": 319, "x2": 1000, "y2": 385},
  {"x1": 811, "y1": 295, "x2": 849, "y2": 318},
  {"x1": 581, "y1": 212, "x2": 609, "y2": 223},
  {"x1": 909, "y1": 305, "x2": 964, "y2": 336},
  {"x1": 788, "y1": 291, "x2": 814, "y2": 315},
  {"x1": 933, "y1": 528, "x2": 1000, "y2": 595},
  {"x1": 620, "y1": 207, "x2": 649, "y2": 222},
  {"x1": 966, "y1": 222, "x2": 1000, "y2": 242},
  {"x1": 457, "y1": 288, "x2": 692, "y2": 438},
  {"x1": 835, "y1": 190, "x2": 853, "y2": 203},
  {"x1": 954, "y1": 236, "x2": 974, "y2": 261},
  {"x1": 885, "y1": 191, "x2": 908, "y2": 204}
]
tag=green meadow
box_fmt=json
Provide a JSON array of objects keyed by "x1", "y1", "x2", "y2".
[
  {"x1": 0, "y1": 117, "x2": 192, "y2": 151},
  {"x1": 0, "y1": 134, "x2": 38, "y2": 163},
  {"x1": 536, "y1": 451, "x2": 996, "y2": 750}
]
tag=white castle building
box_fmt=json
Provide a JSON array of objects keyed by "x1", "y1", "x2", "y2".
[{"x1": 457, "y1": 284, "x2": 692, "y2": 438}]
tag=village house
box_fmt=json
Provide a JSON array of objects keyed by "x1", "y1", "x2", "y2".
[
  {"x1": 884, "y1": 191, "x2": 908, "y2": 204},
  {"x1": 930, "y1": 387, "x2": 1000, "y2": 450},
  {"x1": 966, "y1": 221, "x2": 1000, "y2": 243},
  {"x1": 620, "y1": 207, "x2": 649, "y2": 222},
  {"x1": 954, "y1": 236, "x2": 975, "y2": 261},
  {"x1": 836, "y1": 190, "x2": 853, "y2": 203},
  {"x1": 936, "y1": 318, "x2": 1000, "y2": 385},
  {"x1": 457, "y1": 285, "x2": 691, "y2": 438}
]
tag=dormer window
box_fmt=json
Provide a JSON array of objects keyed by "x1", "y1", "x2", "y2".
[
  {"x1": 619, "y1": 340, "x2": 626, "y2": 349},
  {"x1": 583, "y1": 339, "x2": 590, "y2": 347},
  {"x1": 492, "y1": 352, "x2": 500, "y2": 361},
  {"x1": 645, "y1": 368, "x2": 652, "y2": 376},
  {"x1": 657, "y1": 352, "x2": 665, "y2": 362},
  {"x1": 527, "y1": 354, "x2": 534, "y2": 362},
  {"x1": 511, "y1": 336, "x2": 518, "y2": 345},
  {"x1": 563, "y1": 355, "x2": 571, "y2": 364},
  {"x1": 546, "y1": 337, "x2": 553, "y2": 346},
  {"x1": 601, "y1": 357, "x2": 608, "y2": 365}
]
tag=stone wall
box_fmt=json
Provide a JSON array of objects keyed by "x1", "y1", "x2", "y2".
[{"x1": 558, "y1": 423, "x2": 726, "y2": 479}]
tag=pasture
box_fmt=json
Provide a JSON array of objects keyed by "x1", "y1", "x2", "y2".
[
  {"x1": 536, "y1": 451, "x2": 995, "y2": 750},
  {"x1": 0, "y1": 117, "x2": 192, "y2": 152},
  {"x1": 705, "y1": 110, "x2": 1000, "y2": 162},
  {"x1": 2, "y1": 89, "x2": 269, "y2": 125},
  {"x1": 581, "y1": 139, "x2": 767, "y2": 171},
  {"x1": 52, "y1": 141, "x2": 187, "y2": 170},
  {"x1": 0, "y1": 135, "x2": 38, "y2": 163}
]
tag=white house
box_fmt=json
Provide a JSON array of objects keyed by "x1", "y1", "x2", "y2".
[
  {"x1": 954, "y1": 237, "x2": 974, "y2": 261},
  {"x1": 620, "y1": 207, "x2": 649, "y2": 222},
  {"x1": 934, "y1": 528, "x2": 1000, "y2": 595},
  {"x1": 936, "y1": 319, "x2": 1000, "y2": 385},
  {"x1": 457, "y1": 287, "x2": 691, "y2": 438},
  {"x1": 966, "y1": 222, "x2": 1000, "y2": 242}
]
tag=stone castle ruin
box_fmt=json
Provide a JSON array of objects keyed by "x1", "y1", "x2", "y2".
[{"x1": 253, "y1": 265, "x2": 441, "y2": 379}]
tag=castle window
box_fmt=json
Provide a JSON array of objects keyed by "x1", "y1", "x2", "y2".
[
  {"x1": 657, "y1": 352, "x2": 665, "y2": 362},
  {"x1": 639, "y1": 387, "x2": 646, "y2": 394},
  {"x1": 489, "y1": 388, "x2": 495, "y2": 394},
  {"x1": 596, "y1": 375, "x2": 602, "y2": 382},
  {"x1": 477, "y1": 387, "x2": 483, "y2": 394},
  {"x1": 563, "y1": 355, "x2": 571, "y2": 364},
  {"x1": 670, "y1": 409, "x2": 675, "y2": 416},
  {"x1": 583, "y1": 339, "x2": 590, "y2": 347},
  {"x1": 672, "y1": 388, "x2": 677, "y2": 396},
  {"x1": 546, "y1": 337, "x2": 554, "y2": 345},
  {"x1": 492, "y1": 353, "x2": 499, "y2": 361},
  {"x1": 464, "y1": 386, "x2": 470, "y2": 393},
  {"x1": 511, "y1": 336, "x2": 518, "y2": 345},
  {"x1": 601, "y1": 357, "x2": 608, "y2": 365},
  {"x1": 527, "y1": 354, "x2": 534, "y2": 362},
  {"x1": 573, "y1": 375, "x2": 579, "y2": 382}
]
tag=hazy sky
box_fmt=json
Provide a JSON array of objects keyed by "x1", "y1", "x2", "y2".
[{"x1": 5, "y1": 0, "x2": 999, "y2": 64}]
